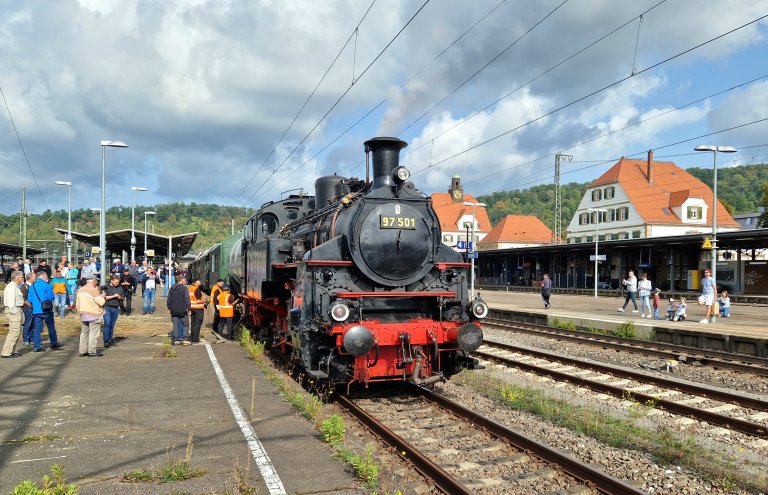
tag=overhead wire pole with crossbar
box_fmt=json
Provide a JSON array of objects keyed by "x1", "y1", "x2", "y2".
[{"x1": 553, "y1": 153, "x2": 572, "y2": 244}]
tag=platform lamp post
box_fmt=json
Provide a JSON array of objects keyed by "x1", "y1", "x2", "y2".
[
  {"x1": 144, "y1": 211, "x2": 156, "y2": 260},
  {"x1": 463, "y1": 201, "x2": 486, "y2": 297},
  {"x1": 694, "y1": 145, "x2": 737, "y2": 290},
  {"x1": 130, "y1": 186, "x2": 148, "y2": 262},
  {"x1": 54, "y1": 181, "x2": 72, "y2": 262},
  {"x1": 587, "y1": 207, "x2": 609, "y2": 298},
  {"x1": 100, "y1": 140, "x2": 128, "y2": 286}
]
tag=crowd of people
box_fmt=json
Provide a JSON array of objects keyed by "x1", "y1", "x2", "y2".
[
  {"x1": 538, "y1": 268, "x2": 733, "y2": 324},
  {"x1": 2, "y1": 255, "x2": 237, "y2": 358}
]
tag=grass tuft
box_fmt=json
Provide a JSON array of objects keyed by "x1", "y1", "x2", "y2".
[
  {"x1": 320, "y1": 414, "x2": 346, "y2": 447},
  {"x1": 12, "y1": 464, "x2": 78, "y2": 495}
]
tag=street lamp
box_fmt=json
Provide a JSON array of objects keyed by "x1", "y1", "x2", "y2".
[
  {"x1": 694, "y1": 145, "x2": 737, "y2": 289},
  {"x1": 144, "y1": 211, "x2": 156, "y2": 259},
  {"x1": 131, "y1": 186, "x2": 148, "y2": 262},
  {"x1": 54, "y1": 181, "x2": 72, "y2": 262},
  {"x1": 587, "y1": 207, "x2": 609, "y2": 298},
  {"x1": 100, "y1": 140, "x2": 128, "y2": 285},
  {"x1": 463, "y1": 201, "x2": 486, "y2": 297}
]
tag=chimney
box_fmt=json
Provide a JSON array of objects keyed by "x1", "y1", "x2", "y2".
[
  {"x1": 364, "y1": 137, "x2": 408, "y2": 190},
  {"x1": 647, "y1": 149, "x2": 654, "y2": 185}
]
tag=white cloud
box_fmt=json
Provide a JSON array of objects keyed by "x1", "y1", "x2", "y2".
[{"x1": 0, "y1": 0, "x2": 766, "y2": 215}]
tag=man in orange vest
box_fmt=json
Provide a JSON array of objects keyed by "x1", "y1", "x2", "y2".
[
  {"x1": 216, "y1": 284, "x2": 236, "y2": 338},
  {"x1": 209, "y1": 278, "x2": 224, "y2": 332},
  {"x1": 188, "y1": 278, "x2": 207, "y2": 343}
]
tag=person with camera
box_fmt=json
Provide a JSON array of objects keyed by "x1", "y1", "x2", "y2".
[
  {"x1": 101, "y1": 276, "x2": 124, "y2": 348},
  {"x1": 27, "y1": 271, "x2": 61, "y2": 352}
]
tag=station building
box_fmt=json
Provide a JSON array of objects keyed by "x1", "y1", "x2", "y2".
[{"x1": 470, "y1": 153, "x2": 768, "y2": 297}]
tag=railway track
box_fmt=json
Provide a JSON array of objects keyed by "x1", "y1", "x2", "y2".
[
  {"x1": 485, "y1": 316, "x2": 768, "y2": 377},
  {"x1": 336, "y1": 384, "x2": 644, "y2": 495},
  {"x1": 478, "y1": 339, "x2": 768, "y2": 438}
]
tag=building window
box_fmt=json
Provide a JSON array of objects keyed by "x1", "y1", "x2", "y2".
[
  {"x1": 598, "y1": 234, "x2": 605, "y2": 241},
  {"x1": 618, "y1": 231, "x2": 628, "y2": 240},
  {"x1": 574, "y1": 237, "x2": 581, "y2": 243},
  {"x1": 586, "y1": 235, "x2": 593, "y2": 242},
  {"x1": 687, "y1": 206, "x2": 703, "y2": 220},
  {"x1": 579, "y1": 213, "x2": 590, "y2": 225},
  {"x1": 606, "y1": 209, "x2": 615, "y2": 222},
  {"x1": 591, "y1": 189, "x2": 602, "y2": 201},
  {"x1": 632, "y1": 230, "x2": 641, "y2": 239},
  {"x1": 443, "y1": 234, "x2": 453, "y2": 243},
  {"x1": 745, "y1": 218, "x2": 753, "y2": 225},
  {"x1": 604, "y1": 186, "x2": 615, "y2": 199},
  {"x1": 617, "y1": 206, "x2": 629, "y2": 221},
  {"x1": 462, "y1": 221, "x2": 472, "y2": 229}
]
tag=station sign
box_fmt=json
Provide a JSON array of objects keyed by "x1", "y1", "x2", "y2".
[
  {"x1": 589, "y1": 255, "x2": 607, "y2": 261},
  {"x1": 145, "y1": 249, "x2": 155, "y2": 257},
  {"x1": 92, "y1": 247, "x2": 101, "y2": 254},
  {"x1": 457, "y1": 241, "x2": 473, "y2": 250},
  {"x1": 467, "y1": 252, "x2": 478, "y2": 259}
]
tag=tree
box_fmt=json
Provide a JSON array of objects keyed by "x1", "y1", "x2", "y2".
[{"x1": 758, "y1": 181, "x2": 768, "y2": 227}]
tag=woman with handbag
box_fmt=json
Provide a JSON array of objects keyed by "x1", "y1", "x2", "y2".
[{"x1": 27, "y1": 271, "x2": 61, "y2": 352}]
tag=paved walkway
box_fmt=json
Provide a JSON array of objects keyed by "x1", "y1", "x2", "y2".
[
  {"x1": 480, "y1": 290, "x2": 767, "y2": 339},
  {"x1": 0, "y1": 320, "x2": 361, "y2": 494}
]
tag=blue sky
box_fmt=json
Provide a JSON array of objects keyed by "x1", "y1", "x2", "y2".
[{"x1": 1, "y1": 0, "x2": 767, "y2": 216}]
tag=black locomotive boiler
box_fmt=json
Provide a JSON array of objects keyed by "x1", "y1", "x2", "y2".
[{"x1": 205, "y1": 137, "x2": 487, "y2": 387}]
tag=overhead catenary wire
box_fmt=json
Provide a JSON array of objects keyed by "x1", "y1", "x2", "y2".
[
  {"x1": 242, "y1": 0, "x2": 432, "y2": 207},
  {"x1": 410, "y1": 13, "x2": 768, "y2": 176},
  {"x1": 0, "y1": 86, "x2": 49, "y2": 211},
  {"x1": 253, "y1": 0, "x2": 510, "y2": 196},
  {"x1": 400, "y1": 0, "x2": 668, "y2": 162},
  {"x1": 396, "y1": 0, "x2": 570, "y2": 136},
  {"x1": 239, "y1": 0, "x2": 377, "y2": 196},
  {"x1": 461, "y1": 73, "x2": 768, "y2": 187}
]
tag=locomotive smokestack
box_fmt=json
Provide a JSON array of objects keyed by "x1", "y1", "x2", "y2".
[{"x1": 364, "y1": 137, "x2": 408, "y2": 190}]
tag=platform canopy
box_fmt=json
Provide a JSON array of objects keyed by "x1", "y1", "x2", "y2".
[
  {"x1": 54, "y1": 228, "x2": 197, "y2": 259},
  {"x1": 0, "y1": 242, "x2": 45, "y2": 258}
]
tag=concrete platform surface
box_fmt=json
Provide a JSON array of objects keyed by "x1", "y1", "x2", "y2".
[
  {"x1": 0, "y1": 333, "x2": 362, "y2": 494},
  {"x1": 480, "y1": 290, "x2": 767, "y2": 339}
]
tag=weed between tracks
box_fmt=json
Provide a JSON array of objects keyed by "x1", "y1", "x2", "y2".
[
  {"x1": 454, "y1": 369, "x2": 765, "y2": 492},
  {"x1": 551, "y1": 316, "x2": 638, "y2": 338},
  {"x1": 240, "y1": 331, "x2": 394, "y2": 491}
]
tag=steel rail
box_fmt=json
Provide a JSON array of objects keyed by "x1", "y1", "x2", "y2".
[
  {"x1": 335, "y1": 394, "x2": 473, "y2": 495},
  {"x1": 485, "y1": 316, "x2": 768, "y2": 376},
  {"x1": 412, "y1": 385, "x2": 646, "y2": 495},
  {"x1": 337, "y1": 389, "x2": 644, "y2": 495},
  {"x1": 476, "y1": 349, "x2": 768, "y2": 438},
  {"x1": 481, "y1": 340, "x2": 768, "y2": 412}
]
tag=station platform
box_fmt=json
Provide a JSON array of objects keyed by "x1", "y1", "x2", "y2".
[
  {"x1": 479, "y1": 290, "x2": 768, "y2": 357},
  {"x1": 0, "y1": 304, "x2": 362, "y2": 494}
]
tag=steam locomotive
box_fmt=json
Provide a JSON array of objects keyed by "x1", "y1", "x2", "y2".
[{"x1": 190, "y1": 137, "x2": 486, "y2": 387}]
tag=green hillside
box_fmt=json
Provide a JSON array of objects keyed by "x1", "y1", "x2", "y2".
[{"x1": 2, "y1": 163, "x2": 766, "y2": 257}]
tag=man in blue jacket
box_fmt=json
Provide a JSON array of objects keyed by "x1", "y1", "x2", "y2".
[{"x1": 27, "y1": 271, "x2": 61, "y2": 352}]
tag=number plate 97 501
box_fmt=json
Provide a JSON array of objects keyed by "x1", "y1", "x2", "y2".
[{"x1": 380, "y1": 216, "x2": 416, "y2": 229}]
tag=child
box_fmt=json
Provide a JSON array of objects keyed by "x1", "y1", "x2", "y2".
[
  {"x1": 51, "y1": 270, "x2": 68, "y2": 318},
  {"x1": 666, "y1": 297, "x2": 676, "y2": 320},
  {"x1": 718, "y1": 291, "x2": 731, "y2": 318},
  {"x1": 673, "y1": 297, "x2": 687, "y2": 322},
  {"x1": 652, "y1": 288, "x2": 661, "y2": 320}
]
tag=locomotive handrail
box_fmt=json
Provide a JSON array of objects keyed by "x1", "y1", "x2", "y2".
[{"x1": 335, "y1": 291, "x2": 456, "y2": 298}]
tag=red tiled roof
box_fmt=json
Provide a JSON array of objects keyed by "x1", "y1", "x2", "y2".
[
  {"x1": 590, "y1": 158, "x2": 738, "y2": 227},
  {"x1": 480, "y1": 215, "x2": 552, "y2": 244},
  {"x1": 431, "y1": 193, "x2": 492, "y2": 233}
]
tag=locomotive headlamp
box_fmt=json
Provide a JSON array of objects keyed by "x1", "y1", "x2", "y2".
[
  {"x1": 330, "y1": 301, "x2": 351, "y2": 322},
  {"x1": 392, "y1": 166, "x2": 410, "y2": 183},
  {"x1": 470, "y1": 298, "x2": 489, "y2": 319},
  {"x1": 343, "y1": 325, "x2": 374, "y2": 356}
]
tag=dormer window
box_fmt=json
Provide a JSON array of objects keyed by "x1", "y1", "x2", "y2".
[
  {"x1": 591, "y1": 189, "x2": 602, "y2": 201},
  {"x1": 687, "y1": 206, "x2": 703, "y2": 220},
  {"x1": 604, "y1": 186, "x2": 615, "y2": 199}
]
